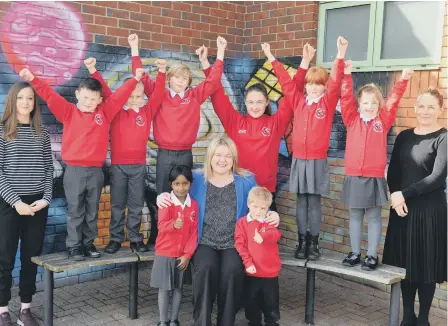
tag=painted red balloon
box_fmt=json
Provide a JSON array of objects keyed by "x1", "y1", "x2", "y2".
[{"x1": 1, "y1": 2, "x2": 86, "y2": 85}]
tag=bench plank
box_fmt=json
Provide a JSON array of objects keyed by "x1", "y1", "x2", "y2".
[
  {"x1": 135, "y1": 250, "x2": 156, "y2": 262},
  {"x1": 280, "y1": 253, "x2": 307, "y2": 268},
  {"x1": 31, "y1": 247, "x2": 138, "y2": 272}
]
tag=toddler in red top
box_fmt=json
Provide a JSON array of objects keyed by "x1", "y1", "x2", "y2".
[
  {"x1": 84, "y1": 49, "x2": 167, "y2": 254},
  {"x1": 18, "y1": 67, "x2": 144, "y2": 261},
  {"x1": 130, "y1": 35, "x2": 226, "y2": 195},
  {"x1": 151, "y1": 165, "x2": 198, "y2": 326},
  {"x1": 340, "y1": 61, "x2": 413, "y2": 271},
  {"x1": 235, "y1": 187, "x2": 282, "y2": 326},
  {"x1": 262, "y1": 37, "x2": 348, "y2": 261}
]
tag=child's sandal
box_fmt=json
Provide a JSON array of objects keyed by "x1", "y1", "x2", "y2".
[
  {"x1": 342, "y1": 252, "x2": 361, "y2": 267},
  {"x1": 361, "y1": 255, "x2": 378, "y2": 271}
]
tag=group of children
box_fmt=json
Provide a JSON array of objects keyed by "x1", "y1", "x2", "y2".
[{"x1": 16, "y1": 31, "x2": 414, "y2": 325}]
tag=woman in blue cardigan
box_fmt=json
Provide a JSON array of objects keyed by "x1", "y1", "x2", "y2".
[{"x1": 157, "y1": 136, "x2": 280, "y2": 326}]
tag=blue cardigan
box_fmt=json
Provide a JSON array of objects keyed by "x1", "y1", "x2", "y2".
[{"x1": 190, "y1": 170, "x2": 257, "y2": 241}]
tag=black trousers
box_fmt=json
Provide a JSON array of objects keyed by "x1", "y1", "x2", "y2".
[
  {"x1": 192, "y1": 245, "x2": 245, "y2": 326},
  {"x1": 0, "y1": 194, "x2": 48, "y2": 306},
  {"x1": 245, "y1": 276, "x2": 280, "y2": 326},
  {"x1": 155, "y1": 149, "x2": 193, "y2": 195},
  {"x1": 270, "y1": 192, "x2": 277, "y2": 211}
]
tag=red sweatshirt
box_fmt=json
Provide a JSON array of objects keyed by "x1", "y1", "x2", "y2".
[
  {"x1": 272, "y1": 58, "x2": 344, "y2": 160},
  {"x1": 91, "y1": 71, "x2": 166, "y2": 165},
  {"x1": 341, "y1": 74, "x2": 408, "y2": 177},
  {"x1": 132, "y1": 56, "x2": 224, "y2": 150},
  {"x1": 155, "y1": 194, "x2": 199, "y2": 259},
  {"x1": 31, "y1": 76, "x2": 137, "y2": 167},
  {"x1": 235, "y1": 215, "x2": 282, "y2": 278},
  {"x1": 203, "y1": 66, "x2": 307, "y2": 192}
]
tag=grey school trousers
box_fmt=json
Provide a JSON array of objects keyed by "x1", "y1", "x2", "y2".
[
  {"x1": 156, "y1": 149, "x2": 193, "y2": 195},
  {"x1": 64, "y1": 165, "x2": 104, "y2": 248},
  {"x1": 109, "y1": 164, "x2": 146, "y2": 243}
]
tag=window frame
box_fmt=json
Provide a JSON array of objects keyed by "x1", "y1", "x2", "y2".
[{"x1": 317, "y1": 1, "x2": 445, "y2": 72}]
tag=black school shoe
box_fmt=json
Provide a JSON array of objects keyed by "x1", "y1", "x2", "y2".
[
  {"x1": 157, "y1": 321, "x2": 170, "y2": 326},
  {"x1": 294, "y1": 233, "x2": 307, "y2": 259},
  {"x1": 83, "y1": 244, "x2": 101, "y2": 258},
  {"x1": 130, "y1": 241, "x2": 149, "y2": 252},
  {"x1": 361, "y1": 255, "x2": 378, "y2": 271},
  {"x1": 67, "y1": 247, "x2": 85, "y2": 261},
  {"x1": 105, "y1": 240, "x2": 121, "y2": 254},
  {"x1": 342, "y1": 252, "x2": 361, "y2": 267}
]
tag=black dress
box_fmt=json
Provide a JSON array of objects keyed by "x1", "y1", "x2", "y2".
[{"x1": 383, "y1": 128, "x2": 447, "y2": 283}]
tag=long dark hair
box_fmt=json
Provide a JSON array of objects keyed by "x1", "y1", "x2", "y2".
[
  {"x1": 244, "y1": 83, "x2": 272, "y2": 116},
  {"x1": 1, "y1": 82, "x2": 41, "y2": 141}
]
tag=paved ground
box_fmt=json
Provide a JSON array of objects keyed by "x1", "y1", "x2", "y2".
[{"x1": 7, "y1": 265, "x2": 447, "y2": 325}]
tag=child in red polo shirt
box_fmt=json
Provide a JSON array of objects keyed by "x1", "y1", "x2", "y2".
[
  {"x1": 151, "y1": 165, "x2": 198, "y2": 326},
  {"x1": 19, "y1": 67, "x2": 144, "y2": 261},
  {"x1": 340, "y1": 61, "x2": 413, "y2": 270},
  {"x1": 235, "y1": 187, "x2": 282, "y2": 326},
  {"x1": 84, "y1": 56, "x2": 166, "y2": 254},
  {"x1": 262, "y1": 37, "x2": 348, "y2": 261}
]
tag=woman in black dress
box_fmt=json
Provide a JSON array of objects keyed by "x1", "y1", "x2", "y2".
[{"x1": 383, "y1": 88, "x2": 447, "y2": 326}]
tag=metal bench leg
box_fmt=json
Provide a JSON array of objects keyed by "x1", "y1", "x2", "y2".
[
  {"x1": 389, "y1": 282, "x2": 401, "y2": 326},
  {"x1": 43, "y1": 269, "x2": 54, "y2": 326},
  {"x1": 129, "y1": 262, "x2": 138, "y2": 319},
  {"x1": 305, "y1": 268, "x2": 316, "y2": 325}
]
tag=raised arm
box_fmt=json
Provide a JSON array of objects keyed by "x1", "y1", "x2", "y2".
[
  {"x1": 143, "y1": 59, "x2": 167, "y2": 119},
  {"x1": 129, "y1": 34, "x2": 155, "y2": 98},
  {"x1": 380, "y1": 69, "x2": 413, "y2": 130},
  {"x1": 234, "y1": 220, "x2": 254, "y2": 270},
  {"x1": 85, "y1": 57, "x2": 113, "y2": 99},
  {"x1": 190, "y1": 37, "x2": 226, "y2": 103},
  {"x1": 402, "y1": 133, "x2": 447, "y2": 199},
  {"x1": 323, "y1": 36, "x2": 347, "y2": 113},
  {"x1": 262, "y1": 42, "x2": 304, "y2": 110},
  {"x1": 293, "y1": 43, "x2": 314, "y2": 92},
  {"x1": 340, "y1": 61, "x2": 358, "y2": 127},
  {"x1": 21, "y1": 69, "x2": 74, "y2": 124}
]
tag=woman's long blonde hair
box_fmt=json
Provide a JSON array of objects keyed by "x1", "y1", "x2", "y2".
[{"x1": 202, "y1": 136, "x2": 250, "y2": 181}]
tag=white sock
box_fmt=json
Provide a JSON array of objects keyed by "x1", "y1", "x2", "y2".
[
  {"x1": 21, "y1": 303, "x2": 30, "y2": 311},
  {"x1": 0, "y1": 306, "x2": 8, "y2": 314}
]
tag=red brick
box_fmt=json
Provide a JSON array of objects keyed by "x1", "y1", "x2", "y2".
[
  {"x1": 192, "y1": 38, "x2": 210, "y2": 47},
  {"x1": 287, "y1": 6, "x2": 304, "y2": 15},
  {"x1": 253, "y1": 26, "x2": 269, "y2": 35},
  {"x1": 162, "y1": 42, "x2": 181, "y2": 52},
  {"x1": 235, "y1": 35, "x2": 244, "y2": 44},
  {"x1": 140, "y1": 4, "x2": 161, "y2": 15},
  {"x1": 85, "y1": 23, "x2": 106, "y2": 34},
  {"x1": 162, "y1": 8, "x2": 181, "y2": 19},
  {"x1": 245, "y1": 13, "x2": 254, "y2": 21},
  {"x1": 278, "y1": 1, "x2": 296, "y2": 8},
  {"x1": 144, "y1": 22, "x2": 161, "y2": 33},
  {"x1": 236, "y1": 4, "x2": 245, "y2": 13},
  {"x1": 82, "y1": 4, "x2": 106, "y2": 15},
  {"x1": 80, "y1": 13, "x2": 94, "y2": 24},
  {"x1": 269, "y1": 25, "x2": 286, "y2": 33},
  {"x1": 262, "y1": 18, "x2": 278, "y2": 27},
  {"x1": 152, "y1": 33, "x2": 171, "y2": 43},
  {"x1": 94, "y1": 34, "x2": 117, "y2": 45},
  {"x1": 210, "y1": 24, "x2": 227, "y2": 34},
  {"x1": 295, "y1": 30, "x2": 316, "y2": 39},
  {"x1": 192, "y1": 22, "x2": 210, "y2": 31},
  {"x1": 236, "y1": 20, "x2": 244, "y2": 29},
  {"x1": 152, "y1": 1, "x2": 172, "y2": 9},
  {"x1": 244, "y1": 29, "x2": 252, "y2": 37},
  {"x1": 246, "y1": 3, "x2": 261, "y2": 13},
  {"x1": 131, "y1": 30, "x2": 151, "y2": 40},
  {"x1": 118, "y1": 1, "x2": 140, "y2": 12},
  {"x1": 68, "y1": 2, "x2": 82, "y2": 12},
  {"x1": 270, "y1": 40, "x2": 285, "y2": 49},
  {"x1": 262, "y1": 2, "x2": 278, "y2": 11},
  {"x1": 162, "y1": 26, "x2": 182, "y2": 35},
  {"x1": 173, "y1": 2, "x2": 191, "y2": 12},
  {"x1": 278, "y1": 32, "x2": 294, "y2": 41},
  {"x1": 182, "y1": 28, "x2": 201, "y2": 38},
  {"x1": 94, "y1": 1, "x2": 117, "y2": 8},
  {"x1": 295, "y1": 12, "x2": 315, "y2": 22},
  {"x1": 232, "y1": 12, "x2": 244, "y2": 21},
  {"x1": 141, "y1": 39, "x2": 162, "y2": 50},
  {"x1": 119, "y1": 19, "x2": 140, "y2": 30},
  {"x1": 254, "y1": 11, "x2": 269, "y2": 20},
  {"x1": 94, "y1": 16, "x2": 117, "y2": 27},
  {"x1": 172, "y1": 19, "x2": 191, "y2": 28},
  {"x1": 219, "y1": 2, "x2": 236, "y2": 12},
  {"x1": 210, "y1": 8, "x2": 228, "y2": 18},
  {"x1": 219, "y1": 17, "x2": 235, "y2": 27},
  {"x1": 202, "y1": 31, "x2": 218, "y2": 41},
  {"x1": 303, "y1": 21, "x2": 316, "y2": 30},
  {"x1": 227, "y1": 27, "x2": 243, "y2": 36},
  {"x1": 246, "y1": 20, "x2": 261, "y2": 28},
  {"x1": 106, "y1": 8, "x2": 129, "y2": 19},
  {"x1": 172, "y1": 35, "x2": 191, "y2": 45},
  {"x1": 247, "y1": 35, "x2": 261, "y2": 44},
  {"x1": 130, "y1": 12, "x2": 152, "y2": 23},
  {"x1": 270, "y1": 8, "x2": 287, "y2": 17},
  {"x1": 107, "y1": 27, "x2": 129, "y2": 38},
  {"x1": 261, "y1": 33, "x2": 277, "y2": 42},
  {"x1": 182, "y1": 12, "x2": 200, "y2": 21},
  {"x1": 201, "y1": 1, "x2": 219, "y2": 9},
  {"x1": 192, "y1": 5, "x2": 210, "y2": 15},
  {"x1": 152, "y1": 15, "x2": 171, "y2": 26},
  {"x1": 279, "y1": 15, "x2": 294, "y2": 24},
  {"x1": 286, "y1": 22, "x2": 304, "y2": 31}
]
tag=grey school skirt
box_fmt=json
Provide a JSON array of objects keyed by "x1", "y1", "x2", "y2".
[
  {"x1": 289, "y1": 158, "x2": 330, "y2": 195},
  {"x1": 150, "y1": 256, "x2": 192, "y2": 290},
  {"x1": 342, "y1": 176, "x2": 388, "y2": 209}
]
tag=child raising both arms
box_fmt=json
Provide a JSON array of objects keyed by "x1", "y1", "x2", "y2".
[
  {"x1": 340, "y1": 61, "x2": 413, "y2": 270},
  {"x1": 151, "y1": 165, "x2": 198, "y2": 326}
]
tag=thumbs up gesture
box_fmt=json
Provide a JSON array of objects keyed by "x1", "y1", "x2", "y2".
[
  {"x1": 173, "y1": 212, "x2": 183, "y2": 229},
  {"x1": 254, "y1": 228, "x2": 263, "y2": 244}
]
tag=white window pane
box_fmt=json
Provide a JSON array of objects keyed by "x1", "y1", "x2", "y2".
[
  {"x1": 381, "y1": 1, "x2": 441, "y2": 60},
  {"x1": 324, "y1": 5, "x2": 370, "y2": 62}
]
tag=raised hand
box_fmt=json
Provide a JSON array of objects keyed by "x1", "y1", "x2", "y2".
[
  {"x1": 155, "y1": 59, "x2": 167, "y2": 73},
  {"x1": 302, "y1": 43, "x2": 316, "y2": 63},
  {"x1": 254, "y1": 228, "x2": 263, "y2": 244},
  {"x1": 337, "y1": 36, "x2": 348, "y2": 59},
  {"x1": 246, "y1": 265, "x2": 257, "y2": 274},
  {"x1": 128, "y1": 34, "x2": 139, "y2": 48},
  {"x1": 217, "y1": 36, "x2": 227, "y2": 51},
  {"x1": 19, "y1": 68, "x2": 35, "y2": 82},
  {"x1": 173, "y1": 212, "x2": 183, "y2": 229},
  {"x1": 196, "y1": 45, "x2": 208, "y2": 63},
  {"x1": 134, "y1": 68, "x2": 144, "y2": 81},
  {"x1": 401, "y1": 68, "x2": 414, "y2": 80},
  {"x1": 344, "y1": 60, "x2": 353, "y2": 75},
  {"x1": 84, "y1": 57, "x2": 97, "y2": 74}
]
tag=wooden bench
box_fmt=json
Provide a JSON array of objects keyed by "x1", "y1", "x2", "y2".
[
  {"x1": 32, "y1": 248, "x2": 155, "y2": 326},
  {"x1": 281, "y1": 251, "x2": 406, "y2": 326}
]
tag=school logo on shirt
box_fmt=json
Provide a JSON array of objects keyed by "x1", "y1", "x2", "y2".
[
  {"x1": 136, "y1": 116, "x2": 145, "y2": 127},
  {"x1": 373, "y1": 121, "x2": 384, "y2": 133},
  {"x1": 238, "y1": 129, "x2": 247, "y2": 134},
  {"x1": 189, "y1": 211, "x2": 195, "y2": 221},
  {"x1": 315, "y1": 108, "x2": 326, "y2": 119},
  {"x1": 95, "y1": 114, "x2": 103, "y2": 125},
  {"x1": 261, "y1": 127, "x2": 271, "y2": 137},
  {"x1": 181, "y1": 98, "x2": 190, "y2": 105}
]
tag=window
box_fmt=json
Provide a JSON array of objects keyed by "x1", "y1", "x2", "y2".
[{"x1": 317, "y1": 1, "x2": 445, "y2": 72}]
